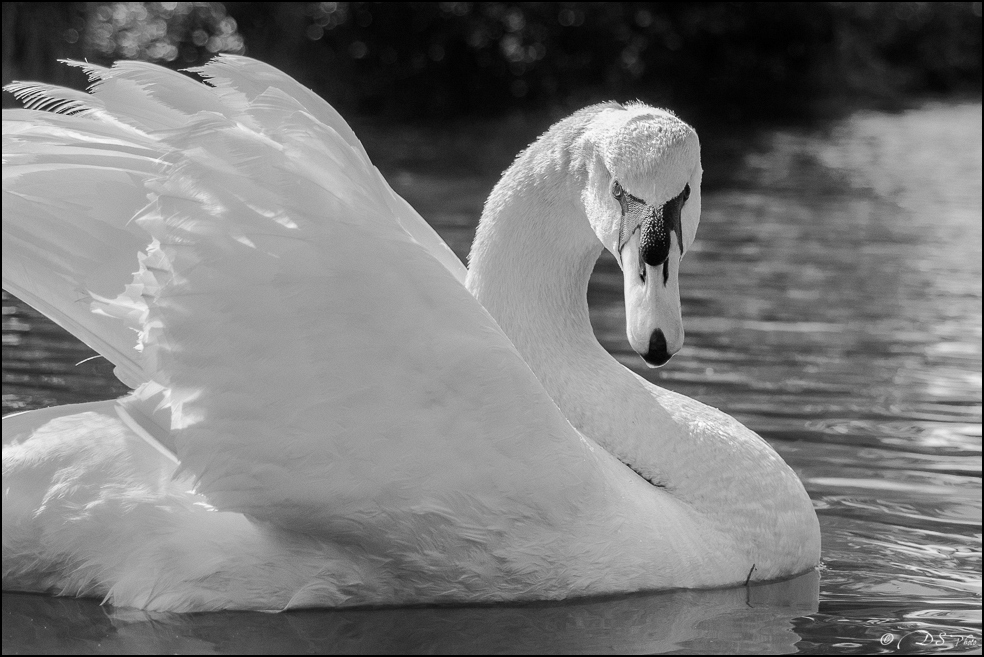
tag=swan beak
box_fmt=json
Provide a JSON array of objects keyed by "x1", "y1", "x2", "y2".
[{"x1": 619, "y1": 229, "x2": 685, "y2": 368}]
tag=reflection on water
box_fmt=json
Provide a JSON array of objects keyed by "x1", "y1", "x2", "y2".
[
  {"x1": 2, "y1": 103, "x2": 981, "y2": 654},
  {"x1": 2, "y1": 573, "x2": 819, "y2": 655}
]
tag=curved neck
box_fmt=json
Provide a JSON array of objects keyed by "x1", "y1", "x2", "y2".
[
  {"x1": 464, "y1": 136, "x2": 818, "y2": 566},
  {"x1": 465, "y1": 136, "x2": 689, "y2": 471},
  {"x1": 466, "y1": 107, "x2": 606, "y2": 360},
  {"x1": 466, "y1": 148, "x2": 679, "y2": 456},
  {"x1": 467, "y1": 171, "x2": 601, "y2": 358}
]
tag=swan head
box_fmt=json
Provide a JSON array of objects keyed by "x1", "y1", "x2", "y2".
[{"x1": 578, "y1": 103, "x2": 702, "y2": 367}]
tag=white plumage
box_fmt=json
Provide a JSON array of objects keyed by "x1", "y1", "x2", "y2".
[{"x1": 2, "y1": 56, "x2": 820, "y2": 611}]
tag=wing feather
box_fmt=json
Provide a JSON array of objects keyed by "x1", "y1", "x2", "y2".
[
  {"x1": 3, "y1": 57, "x2": 590, "y2": 537},
  {"x1": 3, "y1": 110, "x2": 165, "y2": 387},
  {"x1": 191, "y1": 56, "x2": 466, "y2": 282}
]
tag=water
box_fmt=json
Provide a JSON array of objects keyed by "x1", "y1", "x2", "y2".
[{"x1": 2, "y1": 102, "x2": 981, "y2": 654}]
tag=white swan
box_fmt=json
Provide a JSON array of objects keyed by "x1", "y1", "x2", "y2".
[{"x1": 1, "y1": 56, "x2": 820, "y2": 612}]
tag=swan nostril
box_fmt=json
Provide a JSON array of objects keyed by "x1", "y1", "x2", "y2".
[
  {"x1": 642, "y1": 329, "x2": 671, "y2": 366},
  {"x1": 640, "y1": 214, "x2": 670, "y2": 268}
]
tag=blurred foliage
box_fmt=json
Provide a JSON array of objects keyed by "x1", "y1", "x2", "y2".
[
  {"x1": 3, "y1": 1, "x2": 982, "y2": 124},
  {"x1": 3, "y1": 3, "x2": 242, "y2": 88},
  {"x1": 81, "y1": 2, "x2": 244, "y2": 63},
  {"x1": 255, "y1": 1, "x2": 984, "y2": 122}
]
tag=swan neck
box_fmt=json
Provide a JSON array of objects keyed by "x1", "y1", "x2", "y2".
[
  {"x1": 464, "y1": 136, "x2": 819, "y2": 563},
  {"x1": 466, "y1": 159, "x2": 602, "y2": 353}
]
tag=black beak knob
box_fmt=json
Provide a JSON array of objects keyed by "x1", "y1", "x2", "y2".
[{"x1": 640, "y1": 210, "x2": 670, "y2": 267}]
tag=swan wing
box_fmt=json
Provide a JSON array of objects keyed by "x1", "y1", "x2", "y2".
[
  {"x1": 3, "y1": 57, "x2": 464, "y2": 391},
  {"x1": 1, "y1": 58, "x2": 301, "y2": 389},
  {"x1": 1, "y1": 57, "x2": 596, "y2": 537},
  {"x1": 2, "y1": 107, "x2": 163, "y2": 388},
  {"x1": 190, "y1": 56, "x2": 467, "y2": 284}
]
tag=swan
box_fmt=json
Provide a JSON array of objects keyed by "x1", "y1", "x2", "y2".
[{"x1": 1, "y1": 56, "x2": 820, "y2": 612}]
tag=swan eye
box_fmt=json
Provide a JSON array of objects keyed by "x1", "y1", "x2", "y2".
[{"x1": 612, "y1": 181, "x2": 623, "y2": 200}]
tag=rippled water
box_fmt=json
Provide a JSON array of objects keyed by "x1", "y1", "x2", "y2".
[{"x1": 2, "y1": 103, "x2": 981, "y2": 654}]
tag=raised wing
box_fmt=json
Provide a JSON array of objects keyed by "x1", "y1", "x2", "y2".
[
  {"x1": 190, "y1": 56, "x2": 467, "y2": 284},
  {"x1": 2, "y1": 57, "x2": 596, "y2": 537},
  {"x1": 2, "y1": 108, "x2": 163, "y2": 388},
  {"x1": 3, "y1": 57, "x2": 464, "y2": 392}
]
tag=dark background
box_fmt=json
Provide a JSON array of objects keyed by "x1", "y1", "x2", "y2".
[{"x1": 3, "y1": 2, "x2": 982, "y2": 182}]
